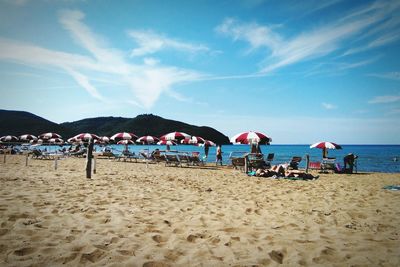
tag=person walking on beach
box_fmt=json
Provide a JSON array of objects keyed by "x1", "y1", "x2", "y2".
[{"x1": 216, "y1": 145, "x2": 223, "y2": 165}]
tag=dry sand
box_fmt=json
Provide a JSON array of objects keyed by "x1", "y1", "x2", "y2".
[{"x1": 0, "y1": 154, "x2": 399, "y2": 266}]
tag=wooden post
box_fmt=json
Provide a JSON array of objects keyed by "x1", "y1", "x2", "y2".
[
  {"x1": 54, "y1": 156, "x2": 58, "y2": 170},
  {"x1": 93, "y1": 155, "x2": 97, "y2": 174},
  {"x1": 305, "y1": 154, "x2": 310, "y2": 173},
  {"x1": 3, "y1": 152, "x2": 5, "y2": 163},
  {"x1": 25, "y1": 154, "x2": 29, "y2": 167},
  {"x1": 86, "y1": 140, "x2": 94, "y2": 179},
  {"x1": 244, "y1": 156, "x2": 248, "y2": 173}
]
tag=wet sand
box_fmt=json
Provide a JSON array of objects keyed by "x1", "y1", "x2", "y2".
[{"x1": 0, "y1": 155, "x2": 399, "y2": 266}]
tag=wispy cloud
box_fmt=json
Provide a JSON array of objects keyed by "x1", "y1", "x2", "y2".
[
  {"x1": 322, "y1": 102, "x2": 337, "y2": 110},
  {"x1": 128, "y1": 30, "x2": 211, "y2": 57},
  {"x1": 0, "y1": 9, "x2": 203, "y2": 109},
  {"x1": 368, "y1": 71, "x2": 400, "y2": 80},
  {"x1": 216, "y1": 1, "x2": 400, "y2": 73},
  {"x1": 368, "y1": 95, "x2": 400, "y2": 104}
]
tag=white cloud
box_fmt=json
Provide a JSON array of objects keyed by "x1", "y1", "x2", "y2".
[
  {"x1": 128, "y1": 30, "x2": 210, "y2": 57},
  {"x1": 216, "y1": 1, "x2": 400, "y2": 73},
  {"x1": 0, "y1": 9, "x2": 203, "y2": 109},
  {"x1": 368, "y1": 95, "x2": 400, "y2": 104},
  {"x1": 322, "y1": 102, "x2": 337, "y2": 110}
]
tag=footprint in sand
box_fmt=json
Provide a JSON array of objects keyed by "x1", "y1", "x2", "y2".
[
  {"x1": 142, "y1": 261, "x2": 171, "y2": 267},
  {"x1": 13, "y1": 247, "x2": 37, "y2": 256},
  {"x1": 79, "y1": 249, "x2": 105, "y2": 264}
]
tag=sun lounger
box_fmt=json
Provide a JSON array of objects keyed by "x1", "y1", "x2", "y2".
[
  {"x1": 118, "y1": 151, "x2": 138, "y2": 162},
  {"x1": 321, "y1": 158, "x2": 340, "y2": 173},
  {"x1": 165, "y1": 154, "x2": 181, "y2": 167},
  {"x1": 177, "y1": 153, "x2": 190, "y2": 167},
  {"x1": 31, "y1": 149, "x2": 51, "y2": 160}
]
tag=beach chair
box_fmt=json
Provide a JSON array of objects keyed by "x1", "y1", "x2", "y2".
[
  {"x1": 246, "y1": 153, "x2": 267, "y2": 171},
  {"x1": 165, "y1": 154, "x2": 181, "y2": 167},
  {"x1": 177, "y1": 153, "x2": 190, "y2": 167},
  {"x1": 31, "y1": 149, "x2": 51, "y2": 160},
  {"x1": 229, "y1": 151, "x2": 247, "y2": 170},
  {"x1": 308, "y1": 161, "x2": 321, "y2": 171},
  {"x1": 321, "y1": 158, "x2": 337, "y2": 173},
  {"x1": 119, "y1": 151, "x2": 138, "y2": 162},
  {"x1": 289, "y1": 156, "x2": 302, "y2": 170},
  {"x1": 189, "y1": 152, "x2": 203, "y2": 166}
]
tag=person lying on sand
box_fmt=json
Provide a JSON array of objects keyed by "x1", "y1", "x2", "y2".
[{"x1": 255, "y1": 164, "x2": 318, "y2": 180}]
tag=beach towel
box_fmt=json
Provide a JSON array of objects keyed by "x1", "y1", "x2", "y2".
[
  {"x1": 383, "y1": 185, "x2": 400, "y2": 191},
  {"x1": 247, "y1": 171, "x2": 257, "y2": 176}
]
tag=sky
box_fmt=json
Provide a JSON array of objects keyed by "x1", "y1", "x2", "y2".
[{"x1": 0, "y1": 0, "x2": 399, "y2": 144}]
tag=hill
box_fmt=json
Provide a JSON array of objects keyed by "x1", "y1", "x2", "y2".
[
  {"x1": 0, "y1": 110, "x2": 230, "y2": 144},
  {"x1": 0, "y1": 109, "x2": 74, "y2": 138},
  {"x1": 61, "y1": 114, "x2": 230, "y2": 144}
]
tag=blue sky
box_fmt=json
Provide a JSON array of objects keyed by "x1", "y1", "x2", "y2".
[{"x1": 0, "y1": 0, "x2": 399, "y2": 144}]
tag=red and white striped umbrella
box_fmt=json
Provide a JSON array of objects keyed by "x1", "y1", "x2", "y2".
[
  {"x1": 181, "y1": 136, "x2": 205, "y2": 144},
  {"x1": 160, "y1": 131, "x2": 191, "y2": 141},
  {"x1": 136, "y1": 135, "x2": 159, "y2": 144},
  {"x1": 111, "y1": 132, "x2": 138, "y2": 142},
  {"x1": 117, "y1": 139, "x2": 135, "y2": 145},
  {"x1": 230, "y1": 131, "x2": 272, "y2": 145},
  {"x1": 157, "y1": 140, "x2": 177, "y2": 146},
  {"x1": 310, "y1": 141, "x2": 342, "y2": 158},
  {"x1": 67, "y1": 137, "x2": 81, "y2": 144},
  {"x1": 198, "y1": 140, "x2": 216, "y2": 147},
  {"x1": 39, "y1": 132, "x2": 62, "y2": 140},
  {"x1": 99, "y1": 136, "x2": 110, "y2": 143},
  {"x1": 310, "y1": 141, "x2": 342, "y2": 150},
  {"x1": 73, "y1": 133, "x2": 100, "y2": 141},
  {"x1": 30, "y1": 139, "x2": 43, "y2": 145},
  {"x1": 0, "y1": 135, "x2": 18, "y2": 143},
  {"x1": 19, "y1": 134, "x2": 38, "y2": 142}
]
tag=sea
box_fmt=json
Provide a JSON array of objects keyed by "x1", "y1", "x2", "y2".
[
  {"x1": 101, "y1": 144, "x2": 400, "y2": 173},
  {"x1": 33, "y1": 144, "x2": 400, "y2": 173}
]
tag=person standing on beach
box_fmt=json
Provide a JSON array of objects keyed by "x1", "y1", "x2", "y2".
[
  {"x1": 216, "y1": 145, "x2": 223, "y2": 165},
  {"x1": 204, "y1": 143, "x2": 210, "y2": 159}
]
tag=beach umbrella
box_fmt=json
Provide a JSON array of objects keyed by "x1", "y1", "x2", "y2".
[
  {"x1": 73, "y1": 133, "x2": 100, "y2": 142},
  {"x1": 47, "y1": 138, "x2": 64, "y2": 145},
  {"x1": 99, "y1": 136, "x2": 110, "y2": 143},
  {"x1": 310, "y1": 141, "x2": 342, "y2": 158},
  {"x1": 19, "y1": 134, "x2": 37, "y2": 142},
  {"x1": 30, "y1": 139, "x2": 43, "y2": 145},
  {"x1": 0, "y1": 135, "x2": 18, "y2": 143},
  {"x1": 39, "y1": 132, "x2": 62, "y2": 140},
  {"x1": 111, "y1": 132, "x2": 138, "y2": 142},
  {"x1": 117, "y1": 139, "x2": 135, "y2": 145},
  {"x1": 136, "y1": 135, "x2": 159, "y2": 144},
  {"x1": 181, "y1": 136, "x2": 205, "y2": 145},
  {"x1": 160, "y1": 131, "x2": 190, "y2": 142},
  {"x1": 157, "y1": 140, "x2": 177, "y2": 146},
  {"x1": 67, "y1": 137, "x2": 79, "y2": 144},
  {"x1": 198, "y1": 140, "x2": 216, "y2": 147},
  {"x1": 230, "y1": 131, "x2": 272, "y2": 145}
]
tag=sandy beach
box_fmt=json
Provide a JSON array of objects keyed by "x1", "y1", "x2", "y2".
[{"x1": 0, "y1": 154, "x2": 399, "y2": 266}]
